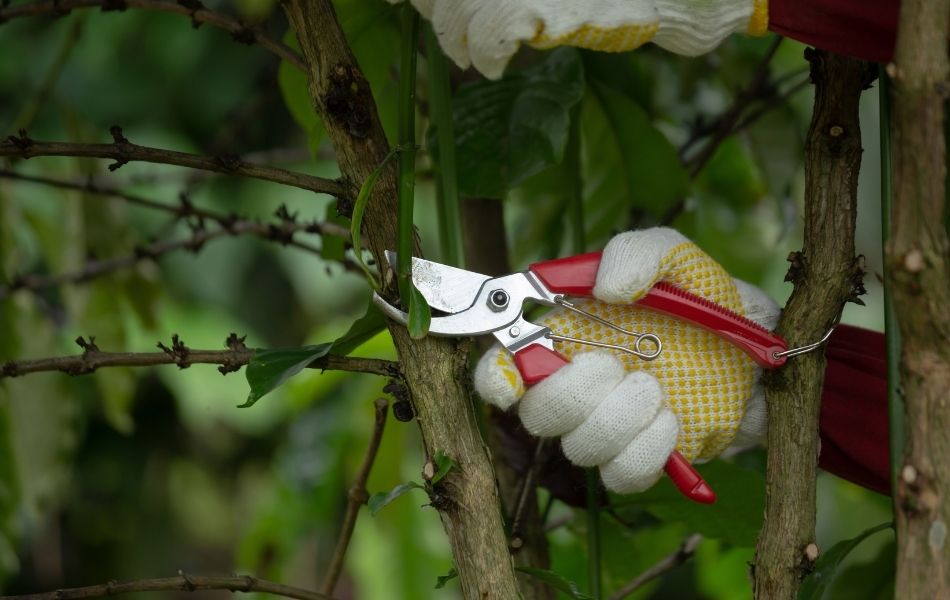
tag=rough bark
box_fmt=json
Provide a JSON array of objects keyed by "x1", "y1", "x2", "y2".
[
  {"x1": 279, "y1": 2, "x2": 521, "y2": 598},
  {"x1": 753, "y1": 50, "x2": 871, "y2": 599},
  {"x1": 888, "y1": 0, "x2": 950, "y2": 594}
]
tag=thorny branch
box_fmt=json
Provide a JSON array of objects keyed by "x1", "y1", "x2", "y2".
[
  {"x1": 606, "y1": 534, "x2": 703, "y2": 600},
  {"x1": 0, "y1": 572, "x2": 334, "y2": 600},
  {"x1": 0, "y1": 207, "x2": 358, "y2": 300},
  {"x1": 0, "y1": 334, "x2": 400, "y2": 378},
  {"x1": 0, "y1": 0, "x2": 306, "y2": 71},
  {"x1": 0, "y1": 128, "x2": 346, "y2": 197},
  {"x1": 321, "y1": 398, "x2": 389, "y2": 596}
]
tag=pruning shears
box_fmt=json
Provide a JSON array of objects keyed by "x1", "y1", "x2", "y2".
[{"x1": 373, "y1": 251, "x2": 789, "y2": 504}]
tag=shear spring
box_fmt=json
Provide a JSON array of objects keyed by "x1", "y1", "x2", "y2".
[{"x1": 548, "y1": 297, "x2": 663, "y2": 361}]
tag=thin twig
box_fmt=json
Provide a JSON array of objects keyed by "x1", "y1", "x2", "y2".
[
  {"x1": 508, "y1": 439, "x2": 548, "y2": 549},
  {"x1": 321, "y1": 398, "x2": 389, "y2": 595},
  {"x1": 684, "y1": 37, "x2": 783, "y2": 177},
  {"x1": 0, "y1": 130, "x2": 346, "y2": 197},
  {"x1": 0, "y1": 572, "x2": 334, "y2": 600},
  {"x1": 0, "y1": 0, "x2": 306, "y2": 71},
  {"x1": 0, "y1": 335, "x2": 400, "y2": 379},
  {"x1": 606, "y1": 534, "x2": 702, "y2": 600},
  {"x1": 0, "y1": 218, "x2": 357, "y2": 300}
]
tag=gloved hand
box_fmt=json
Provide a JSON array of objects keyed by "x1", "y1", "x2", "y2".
[
  {"x1": 397, "y1": 0, "x2": 769, "y2": 79},
  {"x1": 474, "y1": 228, "x2": 779, "y2": 493}
]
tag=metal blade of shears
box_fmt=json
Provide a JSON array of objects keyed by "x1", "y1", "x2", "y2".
[{"x1": 384, "y1": 251, "x2": 492, "y2": 314}]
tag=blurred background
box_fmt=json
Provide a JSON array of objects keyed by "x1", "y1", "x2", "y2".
[{"x1": 0, "y1": 0, "x2": 892, "y2": 598}]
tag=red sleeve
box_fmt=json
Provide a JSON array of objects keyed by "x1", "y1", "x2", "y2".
[
  {"x1": 819, "y1": 325, "x2": 891, "y2": 495},
  {"x1": 769, "y1": 0, "x2": 901, "y2": 63}
]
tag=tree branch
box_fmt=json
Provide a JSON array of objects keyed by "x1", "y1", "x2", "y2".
[
  {"x1": 753, "y1": 50, "x2": 873, "y2": 599},
  {"x1": 0, "y1": 334, "x2": 399, "y2": 378},
  {"x1": 0, "y1": 215, "x2": 358, "y2": 300},
  {"x1": 0, "y1": 129, "x2": 346, "y2": 197},
  {"x1": 887, "y1": 0, "x2": 950, "y2": 594},
  {"x1": 606, "y1": 534, "x2": 702, "y2": 600},
  {"x1": 321, "y1": 398, "x2": 389, "y2": 596},
  {"x1": 0, "y1": 0, "x2": 306, "y2": 71},
  {"x1": 0, "y1": 572, "x2": 334, "y2": 600}
]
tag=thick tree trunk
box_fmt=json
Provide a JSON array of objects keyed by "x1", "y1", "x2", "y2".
[
  {"x1": 280, "y1": 2, "x2": 521, "y2": 598},
  {"x1": 888, "y1": 0, "x2": 950, "y2": 595},
  {"x1": 753, "y1": 50, "x2": 871, "y2": 599}
]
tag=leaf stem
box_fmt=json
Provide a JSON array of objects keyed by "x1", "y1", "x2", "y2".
[{"x1": 424, "y1": 24, "x2": 464, "y2": 268}]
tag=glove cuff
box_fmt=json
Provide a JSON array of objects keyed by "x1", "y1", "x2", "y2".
[{"x1": 653, "y1": 0, "x2": 768, "y2": 56}]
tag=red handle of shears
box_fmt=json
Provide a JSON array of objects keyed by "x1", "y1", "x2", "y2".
[
  {"x1": 513, "y1": 344, "x2": 716, "y2": 504},
  {"x1": 529, "y1": 252, "x2": 788, "y2": 369}
]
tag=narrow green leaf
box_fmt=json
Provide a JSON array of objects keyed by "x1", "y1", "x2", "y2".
[
  {"x1": 407, "y1": 281, "x2": 431, "y2": 340},
  {"x1": 241, "y1": 344, "x2": 333, "y2": 407},
  {"x1": 434, "y1": 567, "x2": 458, "y2": 589},
  {"x1": 515, "y1": 567, "x2": 593, "y2": 600},
  {"x1": 330, "y1": 302, "x2": 387, "y2": 356},
  {"x1": 798, "y1": 522, "x2": 893, "y2": 600},
  {"x1": 351, "y1": 147, "x2": 398, "y2": 290},
  {"x1": 368, "y1": 481, "x2": 425, "y2": 516},
  {"x1": 431, "y1": 450, "x2": 456, "y2": 484}
]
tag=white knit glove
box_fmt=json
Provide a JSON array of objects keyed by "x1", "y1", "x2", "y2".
[
  {"x1": 395, "y1": 0, "x2": 769, "y2": 79},
  {"x1": 474, "y1": 228, "x2": 779, "y2": 494}
]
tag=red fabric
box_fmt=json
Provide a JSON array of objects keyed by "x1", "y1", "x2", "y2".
[
  {"x1": 819, "y1": 325, "x2": 891, "y2": 495},
  {"x1": 770, "y1": 0, "x2": 901, "y2": 63}
]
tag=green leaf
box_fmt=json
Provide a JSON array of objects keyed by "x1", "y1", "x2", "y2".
[
  {"x1": 430, "y1": 450, "x2": 456, "y2": 484},
  {"x1": 432, "y1": 48, "x2": 585, "y2": 198},
  {"x1": 434, "y1": 567, "x2": 458, "y2": 589},
  {"x1": 586, "y1": 80, "x2": 689, "y2": 219},
  {"x1": 407, "y1": 281, "x2": 431, "y2": 340},
  {"x1": 824, "y1": 537, "x2": 895, "y2": 600},
  {"x1": 368, "y1": 481, "x2": 425, "y2": 516},
  {"x1": 515, "y1": 567, "x2": 593, "y2": 600},
  {"x1": 798, "y1": 522, "x2": 893, "y2": 600},
  {"x1": 241, "y1": 344, "x2": 333, "y2": 408},
  {"x1": 609, "y1": 461, "x2": 765, "y2": 547}
]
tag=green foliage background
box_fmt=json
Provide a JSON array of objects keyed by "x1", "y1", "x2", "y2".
[{"x1": 0, "y1": 1, "x2": 892, "y2": 598}]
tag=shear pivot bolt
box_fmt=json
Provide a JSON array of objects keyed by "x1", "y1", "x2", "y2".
[
  {"x1": 488, "y1": 289, "x2": 509, "y2": 311},
  {"x1": 509, "y1": 326, "x2": 520, "y2": 337}
]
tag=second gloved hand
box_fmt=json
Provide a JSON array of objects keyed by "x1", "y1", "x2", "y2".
[
  {"x1": 474, "y1": 228, "x2": 778, "y2": 493},
  {"x1": 397, "y1": 0, "x2": 768, "y2": 79}
]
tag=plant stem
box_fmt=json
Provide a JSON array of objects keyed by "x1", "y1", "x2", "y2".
[
  {"x1": 878, "y1": 66, "x2": 903, "y2": 492},
  {"x1": 585, "y1": 469, "x2": 602, "y2": 598},
  {"x1": 424, "y1": 24, "x2": 464, "y2": 268},
  {"x1": 397, "y1": 4, "x2": 420, "y2": 304}
]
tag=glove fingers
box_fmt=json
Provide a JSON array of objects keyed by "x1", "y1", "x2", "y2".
[
  {"x1": 431, "y1": 0, "x2": 480, "y2": 69},
  {"x1": 519, "y1": 352, "x2": 625, "y2": 437},
  {"x1": 473, "y1": 343, "x2": 524, "y2": 410},
  {"x1": 600, "y1": 408, "x2": 679, "y2": 494},
  {"x1": 593, "y1": 228, "x2": 689, "y2": 303},
  {"x1": 467, "y1": 3, "x2": 540, "y2": 80},
  {"x1": 561, "y1": 371, "x2": 664, "y2": 467}
]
